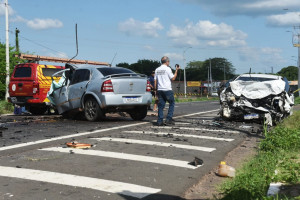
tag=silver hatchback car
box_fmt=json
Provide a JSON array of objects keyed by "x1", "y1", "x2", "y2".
[{"x1": 48, "y1": 64, "x2": 152, "y2": 121}]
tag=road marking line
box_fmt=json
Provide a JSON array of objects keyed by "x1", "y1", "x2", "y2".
[
  {"x1": 0, "y1": 122, "x2": 148, "y2": 152},
  {"x1": 95, "y1": 137, "x2": 216, "y2": 152},
  {"x1": 150, "y1": 126, "x2": 240, "y2": 133},
  {"x1": 41, "y1": 147, "x2": 199, "y2": 169},
  {"x1": 122, "y1": 131, "x2": 234, "y2": 142},
  {"x1": 173, "y1": 109, "x2": 219, "y2": 119},
  {"x1": 0, "y1": 166, "x2": 160, "y2": 199},
  {"x1": 0, "y1": 109, "x2": 218, "y2": 152},
  {"x1": 174, "y1": 122, "x2": 191, "y2": 125}
]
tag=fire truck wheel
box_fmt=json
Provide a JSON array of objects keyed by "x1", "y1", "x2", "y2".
[
  {"x1": 84, "y1": 98, "x2": 104, "y2": 122},
  {"x1": 29, "y1": 106, "x2": 47, "y2": 115}
]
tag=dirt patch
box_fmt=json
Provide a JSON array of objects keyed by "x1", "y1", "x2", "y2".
[{"x1": 184, "y1": 136, "x2": 260, "y2": 200}]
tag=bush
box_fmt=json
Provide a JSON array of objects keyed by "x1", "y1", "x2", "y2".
[{"x1": 0, "y1": 100, "x2": 13, "y2": 114}]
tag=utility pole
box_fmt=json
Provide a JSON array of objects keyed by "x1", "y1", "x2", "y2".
[
  {"x1": 183, "y1": 47, "x2": 191, "y2": 98},
  {"x1": 271, "y1": 66, "x2": 274, "y2": 74},
  {"x1": 293, "y1": 26, "x2": 300, "y2": 96},
  {"x1": 15, "y1": 28, "x2": 20, "y2": 53},
  {"x1": 5, "y1": 0, "x2": 10, "y2": 100},
  {"x1": 223, "y1": 63, "x2": 226, "y2": 81},
  {"x1": 209, "y1": 58, "x2": 212, "y2": 95}
]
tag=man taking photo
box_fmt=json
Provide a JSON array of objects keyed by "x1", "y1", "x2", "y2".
[{"x1": 154, "y1": 56, "x2": 180, "y2": 126}]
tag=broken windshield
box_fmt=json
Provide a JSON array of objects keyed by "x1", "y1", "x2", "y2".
[{"x1": 235, "y1": 77, "x2": 277, "y2": 82}]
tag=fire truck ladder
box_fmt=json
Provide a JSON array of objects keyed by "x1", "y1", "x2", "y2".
[{"x1": 15, "y1": 53, "x2": 110, "y2": 66}]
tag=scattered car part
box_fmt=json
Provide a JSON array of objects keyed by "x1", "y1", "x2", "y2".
[
  {"x1": 217, "y1": 161, "x2": 235, "y2": 177},
  {"x1": 66, "y1": 142, "x2": 92, "y2": 149}
]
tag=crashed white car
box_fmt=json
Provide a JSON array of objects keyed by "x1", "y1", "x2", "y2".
[{"x1": 219, "y1": 74, "x2": 294, "y2": 126}]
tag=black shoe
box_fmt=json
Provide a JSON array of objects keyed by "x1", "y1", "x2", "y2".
[
  {"x1": 165, "y1": 119, "x2": 175, "y2": 126},
  {"x1": 156, "y1": 122, "x2": 164, "y2": 126}
]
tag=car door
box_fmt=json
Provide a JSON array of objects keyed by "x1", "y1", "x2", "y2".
[
  {"x1": 68, "y1": 69, "x2": 91, "y2": 109},
  {"x1": 51, "y1": 69, "x2": 71, "y2": 114}
]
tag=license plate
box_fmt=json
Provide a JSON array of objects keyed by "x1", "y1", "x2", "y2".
[
  {"x1": 244, "y1": 113, "x2": 259, "y2": 120},
  {"x1": 123, "y1": 97, "x2": 140, "y2": 103},
  {"x1": 10, "y1": 97, "x2": 17, "y2": 103}
]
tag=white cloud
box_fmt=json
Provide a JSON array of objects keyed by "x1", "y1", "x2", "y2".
[
  {"x1": 181, "y1": 0, "x2": 300, "y2": 16},
  {"x1": 164, "y1": 52, "x2": 183, "y2": 61},
  {"x1": 10, "y1": 15, "x2": 63, "y2": 30},
  {"x1": 238, "y1": 46, "x2": 284, "y2": 69},
  {"x1": 26, "y1": 18, "x2": 63, "y2": 30},
  {"x1": 266, "y1": 12, "x2": 300, "y2": 27},
  {"x1": 48, "y1": 52, "x2": 68, "y2": 58},
  {"x1": 243, "y1": 0, "x2": 300, "y2": 10},
  {"x1": 143, "y1": 45, "x2": 154, "y2": 51},
  {"x1": 0, "y1": 1, "x2": 14, "y2": 16},
  {"x1": 119, "y1": 17, "x2": 163, "y2": 38},
  {"x1": 167, "y1": 20, "x2": 247, "y2": 47},
  {"x1": 10, "y1": 15, "x2": 26, "y2": 23}
]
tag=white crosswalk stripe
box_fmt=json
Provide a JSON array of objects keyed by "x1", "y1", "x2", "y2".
[
  {"x1": 95, "y1": 137, "x2": 216, "y2": 152},
  {"x1": 41, "y1": 147, "x2": 200, "y2": 169},
  {"x1": 150, "y1": 126, "x2": 240, "y2": 133},
  {"x1": 122, "y1": 130, "x2": 234, "y2": 142},
  {"x1": 0, "y1": 166, "x2": 161, "y2": 199},
  {"x1": 0, "y1": 109, "x2": 228, "y2": 199}
]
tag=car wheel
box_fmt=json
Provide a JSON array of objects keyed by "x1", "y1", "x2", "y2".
[
  {"x1": 29, "y1": 106, "x2": 47, "y2": 115},
  {"x1": 129, "y1": 106, "x2": 148, "y2": 121},
  {"x1": 84, "y1": 98, "x2": 103, "y2": 122}
]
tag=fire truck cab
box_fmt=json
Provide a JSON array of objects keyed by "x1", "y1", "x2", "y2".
[{"x1": 8, "y1": 63, "x2": 65, "y2": 115}]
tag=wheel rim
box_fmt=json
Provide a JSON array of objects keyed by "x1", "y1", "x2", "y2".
[{"x1": 86, "y1": 100, "x2": 97, "y2": 119}]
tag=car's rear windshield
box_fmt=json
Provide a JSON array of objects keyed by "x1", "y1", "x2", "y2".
[
  {"x1": 97, "y1": 68, "x2": 136, "y2": 76},
  {"x1": 236, "y1": 77, "x2": 277, "y2": 82},
  {"x1": 42, "y1": 68, "x2": 63, "y2": 77},
  {"x1": 14, "y1": 67, "x2": 32, "y2": 78}
]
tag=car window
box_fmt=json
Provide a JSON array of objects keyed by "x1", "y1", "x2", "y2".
[
  {"x1": 97, "y1": 68, "x2": 135, "y2": 76},
  {"x1": 42, "y1": 68, "x2": 64, "y2": 77},
  {"x1": 14, "y1": 67, "x2": 32, "y2": 78},
  {"x1": 236, "y1": 77, "x2": 276, "y2": 82},
  {"x1": 70, "y1": 69, "x2": 90, "y2": 85}
]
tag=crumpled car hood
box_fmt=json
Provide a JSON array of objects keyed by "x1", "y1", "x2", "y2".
[{"x1": 230, "y1": 79, "x2": 285, "y2": 99}]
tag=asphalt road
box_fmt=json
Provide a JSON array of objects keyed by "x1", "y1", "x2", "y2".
[{"x1": 0, "y1": 101, "x2": 261, "y2": 200}]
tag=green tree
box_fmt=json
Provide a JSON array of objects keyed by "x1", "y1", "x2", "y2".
[
  {"x1": 0, "y1": 42, "x2": 25, "y2": 100},
  {"x1": 277, "y1": 66, "x2": 298, "y2": 81},
  {"x1": 186, "y1": 58, "x2": 235, "y2": 81},
  {"x1": 116, "y1": 59, "x2": 161, "y2": 76}
]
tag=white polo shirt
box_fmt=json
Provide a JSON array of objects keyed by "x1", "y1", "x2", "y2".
[{"x1": 154, "y1": 64, "x2": 174, "y2": 91}]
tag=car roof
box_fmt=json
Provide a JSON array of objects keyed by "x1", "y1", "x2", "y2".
[{"x1": 236, "y1": 73, "x2": 282, "y2": 80}]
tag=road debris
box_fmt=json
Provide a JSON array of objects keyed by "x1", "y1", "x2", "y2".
[
  {"x1": 239, "y1": 125, "x2": 253, "y2": 129},
  {"x1": 66, "y1": 141, "x2": 92, "y2": 149},
  {"x1": 217, "y1": 161, "x2": 235, "y2": 177},
  {"x1": 189, "y1": 157, "x2": 204, "y2": 166}
]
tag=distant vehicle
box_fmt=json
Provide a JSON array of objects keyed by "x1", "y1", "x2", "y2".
[
  {"x1": 48, "y1": 64, "x2": 152, "y2": 121},
  {"x1": 8, "y1": 63, "x2": 65, "y2": 114},
  {"x1": 219, "y1": 74, "x2": 294, "y2": 126}
]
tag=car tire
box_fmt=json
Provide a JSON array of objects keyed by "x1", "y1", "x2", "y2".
[
  {"x1": 129, "y1": 106, "x2": 148, "y2": 121},
  {"x1": 84, "y1": 98, "x2": 103, "y2": 122},
  {"x1": 29, "y1": 106, "x2": 47, "y2": 115}
]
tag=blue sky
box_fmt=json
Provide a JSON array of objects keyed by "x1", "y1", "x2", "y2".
[{"x1": 1, "y1": 0, "x2": 300, "y2": 75}]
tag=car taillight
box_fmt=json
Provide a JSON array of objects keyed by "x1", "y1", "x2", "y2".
[
  {"x1": 33, "y1": 82, "x2": 39, "y2": 94},
  {"x1": 101, "y1": 80, "x2": 114, "y2": 92},
  {"x1": 146, "y1": 80, "x2": 151, "y2": 92}
]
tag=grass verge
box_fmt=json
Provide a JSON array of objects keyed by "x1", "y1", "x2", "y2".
[
  {"x1": 174, "y1": 96, "x2": 219, "y2": 103},
  {"x1": 220, "y1": 111, "x2": 300, "y2": 200},
  {"x1": 294, "y1": 96, "x2": 300, "y2": 105},
  {"x1": 0, "y1": 100, "x2": 13, "y2": 115}
]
